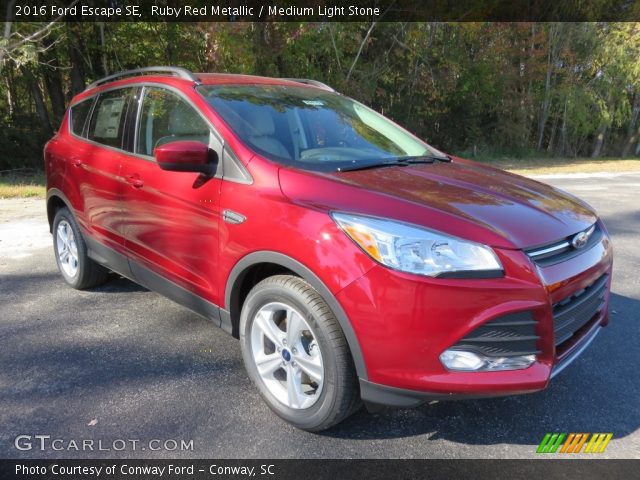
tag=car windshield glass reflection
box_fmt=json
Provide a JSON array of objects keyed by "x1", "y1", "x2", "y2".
[{"x1": 198, "y1": 85, "x2": 446, "y2": 172}]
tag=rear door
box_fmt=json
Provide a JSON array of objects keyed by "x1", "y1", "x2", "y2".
[
  {"x1": 119, "y1": 85, "x2": 224, "y2": 309},
  {"x1": 71, "y1": 87, "x2": 135, "y2": 259},
  {"x1": 60, "y1": 96, "x2": 96, "y2": 228}
]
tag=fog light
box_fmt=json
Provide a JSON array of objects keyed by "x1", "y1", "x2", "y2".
[
  {"x1": 440, "y1": 349, "x2": 535, "y2": 372},
  {"x1": 439, "y1": 350, "x2": 485, "y2": 371}
]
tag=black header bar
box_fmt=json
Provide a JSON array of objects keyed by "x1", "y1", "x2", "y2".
[
  {"x1": 1, "y1": 459, "x2": 638, "y2": 480},
  {"x1": 4, "y1": 0, "x2": 640, "y2": 22}
]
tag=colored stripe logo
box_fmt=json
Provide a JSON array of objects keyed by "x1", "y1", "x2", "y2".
[{"x1": 537, "y1": 433, "x2": 612, "y2": 454}]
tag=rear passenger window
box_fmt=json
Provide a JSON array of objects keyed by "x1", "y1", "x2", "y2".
[
  {"x1": 136, "y1": 87, "x2": 210, "y2": 156},
  {"x1": 87, "y1": 89, "x2": 131, "y2": 148},
  {"x1": 69, "y1": 99, "x2": 94, "y2": 137}
]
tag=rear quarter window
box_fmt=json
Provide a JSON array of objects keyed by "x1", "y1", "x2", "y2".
[
  {"x1": 87, "y1": 89, "x2": 132, "y2": 148},
  {"x1": 69, "y1": 99, "x2": 94, "y2": 137}
]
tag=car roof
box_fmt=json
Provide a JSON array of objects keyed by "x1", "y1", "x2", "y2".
[
  {"x1": 72, "y1": 69, "x2": 334, "y2": 105},
  {"x1": 195, "y1": 73, "x2": 308, "y2": 87}
]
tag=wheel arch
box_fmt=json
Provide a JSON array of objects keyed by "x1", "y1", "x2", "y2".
[
  {"x1": 46, "y1": 188, "x2": 73, "y2": 233},
  {"x1": 224, "y1": 251, "x2": 368, "y2": 380}
]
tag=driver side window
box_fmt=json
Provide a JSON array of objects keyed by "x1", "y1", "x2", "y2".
[{"x1": 136, "y1": 87, "x2": 210, "y2": 157}]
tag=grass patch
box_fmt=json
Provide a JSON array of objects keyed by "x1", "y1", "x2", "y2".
[
  {"x1": 0, "y1": 170, "x2": 46, "y2": 199},
  {"x1": 478, "y1": 157, "x2": 640, "y2": 175}
]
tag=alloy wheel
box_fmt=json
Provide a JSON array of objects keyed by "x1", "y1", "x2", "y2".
[
  {"x1": 250, "y1": 301, "x2": 324, "y2": 409},
  {"x1": 56, "y1": 220, "x2": 79, "y2": 278}
]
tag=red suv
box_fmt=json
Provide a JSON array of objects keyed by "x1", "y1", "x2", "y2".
[{"x1": 45, "y1": 67, "x2": 613, "y2": 431}]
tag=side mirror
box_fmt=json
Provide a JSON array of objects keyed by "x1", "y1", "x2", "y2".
[{"x1": 154, "y1": 141, "x2": 216, "y2": 175}]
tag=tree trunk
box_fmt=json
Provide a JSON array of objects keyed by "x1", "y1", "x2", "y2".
[
  {"x1": 346, "y1": 21, "x2": 377, "y2": 82},
  {"x1": 621, "y1": 93, "x2": 640, "y2": 157},
  {"x1": 0, "y1": 0, "x2": 17, "y2": 66},
  {"x1": 23, "y1": 68, "x2": 53, "y2": 137},
  {"x1": 5, "y1": 77, "x2": 13, "y2": 116},
  {"x1": 98, "y1": 22, "x2": 108, "y2": 76},
  {"x1": 328, "y1": 23, "x2": 342, "y2": 71},
  {"x1": 591, "y1": 124, "x2": 607, "y2": 158},
  {"x1": 537, "y1": 28, "x2": 553, "y2": 149},
  {"x1": 592, "y1": 91, "x2": 615, "y2": 158},
  {"x1": 547, "y1": 103, "x2": 558, "y2": 153},
  {"x1": 41, "y1": 38, "x2": 66, "y2": 123},
  {"x1": 560, "y1": 99, "x2": 568, "y2": 156},
  {"x1": 67, "y1": 22, "x2": 86, "y2": 96},
  {"x1": 536, "y1": 23, "x2": 569, "y2": 152},
  {"x1": 4, "y1": 68, "x2": 17, "y2": 115},
  {"x1": 165, "y1": 23, "x2": 176, "y2": 64},
  {"x1": 253, "y1": 23, "x2": 270, "y2": 76}
]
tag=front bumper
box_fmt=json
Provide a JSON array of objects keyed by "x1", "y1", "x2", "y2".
[{"x1": 337, "y1": 231, "x2": 613, "y2": 407}]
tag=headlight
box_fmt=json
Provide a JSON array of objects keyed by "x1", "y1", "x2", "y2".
[{"x1": 331, "y1": 213, "x2": 503, "y2": 278}]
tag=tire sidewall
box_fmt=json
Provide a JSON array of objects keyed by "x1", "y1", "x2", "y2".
[
  {"x1": 52, "y1": 208, "x2": 84, "y2": 288},
  {"x1": 240, "y1": 281, "x2": 341, "y2": 430}
]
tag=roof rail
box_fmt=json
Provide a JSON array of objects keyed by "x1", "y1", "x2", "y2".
[
  {"x1": 282, "y1": 78, "x2": 335, "y2": 92},
  {"x1": 86, "y1": 66, "x2": 199, "y2": 90}
]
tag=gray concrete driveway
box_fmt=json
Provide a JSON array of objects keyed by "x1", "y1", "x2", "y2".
[{"x1": 0, "y1": 173, "x2": 638, "y2": 459}]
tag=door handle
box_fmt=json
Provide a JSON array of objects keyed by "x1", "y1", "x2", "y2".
[{"x1": 125, "y1": 174, "x2": 144, "y2": 189}]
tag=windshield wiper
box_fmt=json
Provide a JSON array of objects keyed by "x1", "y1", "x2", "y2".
[
  {"x1": 336, "y1": 159, "x2": 410, "y2": 172},
  {"x1": 394, "y1": 154, "x2": 451, "y2": 163},
  {"x1": 336, "y1": 154, "x2": 450, "y2": 172}
]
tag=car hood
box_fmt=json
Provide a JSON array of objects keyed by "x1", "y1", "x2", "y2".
[{"x1": 278, "y1": 158, "x2": 597, "y2": 249}]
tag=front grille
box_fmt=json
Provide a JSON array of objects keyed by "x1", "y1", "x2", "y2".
[
  {"x1": 553, "y1": 274, "x2": 608, "y2": 349},
  {"x1": 452, "y1": 311, "x2": 539, "y2": 357},
  {"x1": 525, "y1": 223, "x2": 603, "y2": 267}
]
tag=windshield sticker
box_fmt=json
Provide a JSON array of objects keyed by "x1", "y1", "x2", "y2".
[{"x1": 303, "y1": 100, "x2": 324, "y2": 106}]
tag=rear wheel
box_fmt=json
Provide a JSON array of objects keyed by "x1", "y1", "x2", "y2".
[
  {"x1": 52, "y1": 207, "x2": 110, "y2": 289},
  {"x1": 240, "y1": 275, "x2": 360, "y2": 431}
]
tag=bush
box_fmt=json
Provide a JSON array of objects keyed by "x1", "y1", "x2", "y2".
[{"x1": 0, "y1": 115, "x2": 50, "y2": 171}]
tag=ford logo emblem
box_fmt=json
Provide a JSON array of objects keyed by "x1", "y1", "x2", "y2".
[{"x1": 572, "y1": 231, "x2": 589, "y2": 249}]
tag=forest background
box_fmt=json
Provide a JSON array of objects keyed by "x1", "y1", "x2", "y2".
[{"x1": 2, "y1": 20, "x2": 640, "y2": 173}]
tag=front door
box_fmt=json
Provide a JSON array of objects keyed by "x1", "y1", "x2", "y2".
[{"x1": 119, "y1": 86, "x2": 224, "y2": 309}]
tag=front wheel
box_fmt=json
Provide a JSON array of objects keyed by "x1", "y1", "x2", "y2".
[{"x1": 239, "y1": 275, "x2": 360, "y2": 431}]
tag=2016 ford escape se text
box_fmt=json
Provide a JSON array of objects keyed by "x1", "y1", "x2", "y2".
[{"x1": 44, "y1": 67, "x2": 613, "y2": 431}]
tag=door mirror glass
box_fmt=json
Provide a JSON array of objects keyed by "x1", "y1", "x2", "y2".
[{"x1": 155, "y1": 140, "x2": 216, "y2": 174}]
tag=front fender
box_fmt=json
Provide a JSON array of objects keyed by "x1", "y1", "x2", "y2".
[{"x1": 224, "y1": 250, "x2": 369, "y2": 380}]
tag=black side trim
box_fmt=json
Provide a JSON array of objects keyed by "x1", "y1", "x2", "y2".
[
  {"x1": 84, "y1": 235, "x2": 221, "y2": 327},
  {"x1": 130, "y1": 261, "x2": 221, "y2": 326},
  {"x1": 219, "y1": 309, "x2": 233, "y2": 335},
  {"x1": 225, "y1": 251, "x2": 368, "y2": 380},
  {"x1": 359, "y1": 379, "x2": 541, "y2": 408},
  {"x1": 85, "y1": 236, "x2": 132, "y2": 279}
]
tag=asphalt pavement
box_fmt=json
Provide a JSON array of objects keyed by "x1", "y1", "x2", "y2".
[{"x1": 0, "y1": 172, "x2": 638, "y2": 459}]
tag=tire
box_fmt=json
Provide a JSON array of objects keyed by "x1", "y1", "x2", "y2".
[
  {"x1": 52, "y1": 207, "x2": 110, "y2": 289},
  {"x1": 240, "y1": 275, "x2": 361, "y2": 431}
]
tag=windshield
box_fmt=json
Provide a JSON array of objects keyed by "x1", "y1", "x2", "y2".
[{"x1": 197, "y1": 84, "x2": 446, "y2": 172}]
